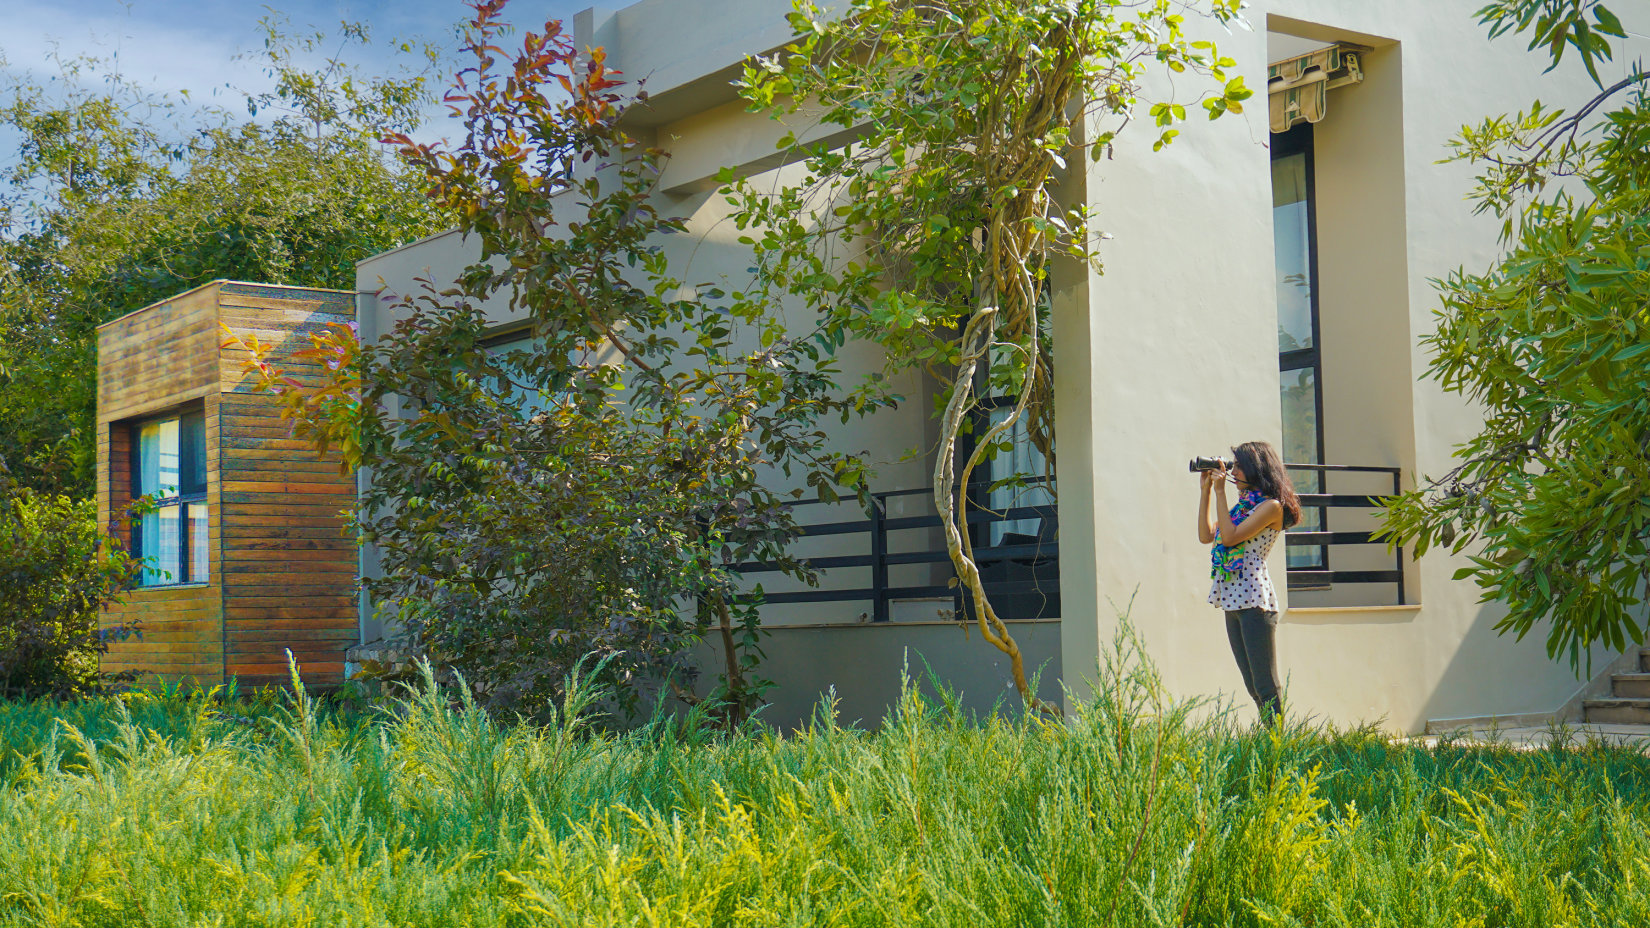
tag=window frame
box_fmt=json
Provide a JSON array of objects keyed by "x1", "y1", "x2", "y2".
[
  {"x1": 129, "y1": 407, "x2": 210, "y2": 587},
  {"x1": 1272, "y1": 123, "x2": 1325, "y2": 405},
  {"x1": 1271, "y1": 122, "x2": 1328, "y2": 570},
  {"x1": 964, "y1": 393, "x2": 1056, "y2": 547},
  {"x1": 960, "y1": 286, "x2": 1058, "y2": 553}
]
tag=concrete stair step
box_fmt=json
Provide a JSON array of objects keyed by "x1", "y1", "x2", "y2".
[
  {"x1": 1614, "y1": 673, "x2": 1650, "y2": 699},
  {"x1": 1584, "y1": 697, "x2": 1650, "y2": 725}
]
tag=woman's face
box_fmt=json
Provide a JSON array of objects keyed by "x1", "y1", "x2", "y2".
[{"x1": 1231, "y1": 462, "x2": 1250, "y2": 489}]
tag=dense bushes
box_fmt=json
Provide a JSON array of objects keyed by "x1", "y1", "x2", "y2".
[
  {"x1": 0, "y1": 461, "x2": 139, "y2": 699},
  {"x1": 3, "y1": 641, "x2": 1650, "y2": 925}
]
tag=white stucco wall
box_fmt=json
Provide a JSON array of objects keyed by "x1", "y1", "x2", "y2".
[{"x1": 1058, "y1": 0, "x2": 1646, "y2": 730}]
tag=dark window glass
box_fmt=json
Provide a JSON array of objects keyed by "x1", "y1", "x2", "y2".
[
  {"x1": 1272, "y1": 125, "x2": 1325, "y2": 570},
  {"x1": 179, "y1": 411, "x2": 207, "y2": 496}
]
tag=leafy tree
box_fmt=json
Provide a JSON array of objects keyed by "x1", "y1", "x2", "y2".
[
  {"x1": 0, "y1": 457, "x2": 141, "y2": 698},
  {"x1": 242, "y1": 0, "x2": 880, "y2": 723},
  {"x1": 0, "y1": 18, "x2": 451, "y2": 497},
  {"x1": 1378, "y1": 1, "x2": 1649, "y2": 669},
  {"x1": 729, "y1": 0, "x2": 1249, "y2": 712}
]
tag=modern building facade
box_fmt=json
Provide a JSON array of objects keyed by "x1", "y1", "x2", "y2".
[
  {"x1": 99, "y1": 0, "x2": 1646, "y2": 731},
  {"x1": 355, "y1": 0, "x2": 1650, "y2": 731}
]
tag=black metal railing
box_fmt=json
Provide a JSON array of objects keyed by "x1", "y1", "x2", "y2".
[
  {"x1": 730, "y1": 486, "x2": 1059, "y2": 622},
  {"x1": 1283, "y1": 463, "x2": 1405, "y2": 604},
  {"x1": 731, "y1": 463, "x2": 1404, "y2": 620}
]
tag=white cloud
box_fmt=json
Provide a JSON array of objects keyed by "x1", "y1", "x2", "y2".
[
  {"x1": 0, "y1": 0, "x2": 626, "y2": 175},
  {"x1": 0, "y1": 0, "x2": 475, "y2": 153},
  {"x1": 1, "y1": 2, "x2": 276, "y2": 105}
]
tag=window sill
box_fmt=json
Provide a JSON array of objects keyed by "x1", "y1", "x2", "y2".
[
  {"x1": 1283, "y1": 603, "x2": 1421, "y2": 625},
  {"x1": 759, "y1": 618, "x2": 1060, "y2": 630},
  {"x1": 1287, "y1": 604, "x2": 1421, "y2": 613},
  {"x1": 129, "y1": 582, "x2": 212, "y2": 592}
]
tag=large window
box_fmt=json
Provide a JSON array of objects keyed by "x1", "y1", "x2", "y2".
[
  {"x1": 964, "y1": 390, "x2": 1059, "y2": 622},
  {"x1": 967, "y1": 303, "x2": 1057, "y2": 551},
  {"x1": 979, "y1": 401, "x2": 1054, "y2": 547},
  {"x1": 132, "y1": 410, "x2": 208, "y2": 586},
  {"x1": 1271, "y1": 124, "x2": 1326, "y2": 568}
]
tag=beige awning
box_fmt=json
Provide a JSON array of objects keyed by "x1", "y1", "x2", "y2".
[{"x1": 1268, "y1": 44, "x2": 1365, "y2": 133}]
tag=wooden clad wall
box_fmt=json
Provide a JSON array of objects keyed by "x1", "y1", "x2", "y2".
[
  {"x1": 98, "y1": 281, "x2": 357, "y2": 690},
  {"x1": 97, "y1": 284, "x2": 225, "y2": 683},
  {"x1": 216, "y1": 284, "x2": 357, "y2": 688}
]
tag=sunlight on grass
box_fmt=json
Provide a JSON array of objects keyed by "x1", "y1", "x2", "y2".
[{"x1": 1, "y1": 634, "x2": 1647, "y2": 926}]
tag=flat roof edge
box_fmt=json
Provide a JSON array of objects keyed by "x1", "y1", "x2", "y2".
[
  {"x1": 355, "y1": 227, "x2": 465, "y2": 271},
  {"x1": 95, "y1": 279, "x2": 227, "y2": 331},
  {"x1": 95, "y1": 280, "x2": 361, "y2": 331}
]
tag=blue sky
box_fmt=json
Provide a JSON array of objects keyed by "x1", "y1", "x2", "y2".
[{"x1": 1, "y1": 0, "x2": 592, "y2": 144}]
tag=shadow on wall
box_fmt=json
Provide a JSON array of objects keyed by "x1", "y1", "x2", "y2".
[
  {"x1": 1416, "y1": 600, "x2": 1627, "y2": 726},
  {"x1": 688, "y1": 621, "x2": 1063, "y2": 730}
]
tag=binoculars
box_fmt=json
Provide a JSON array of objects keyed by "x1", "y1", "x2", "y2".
[{"x1": 1189, "y1": 456, "x2": 1231, "y2": 473}]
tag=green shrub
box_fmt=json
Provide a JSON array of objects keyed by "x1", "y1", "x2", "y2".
[{"x1": 0, "y1": 459, "x2": 141, "y2": 699}]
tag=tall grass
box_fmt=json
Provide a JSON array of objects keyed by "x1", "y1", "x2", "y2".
[{"x1": 1, "y1": 634, "x2": 1648, "y2": 926}]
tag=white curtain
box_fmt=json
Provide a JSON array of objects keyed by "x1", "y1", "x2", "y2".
[
  {"x1": 135, "y1": 419, "x2": 186, "y2": 585},
  {"x1": 986, "y1": 406, "x2": 1054, "y2": 546}
]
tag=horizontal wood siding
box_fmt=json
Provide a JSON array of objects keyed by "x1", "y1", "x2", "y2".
[
  {"x1": 97, "y1": 282, "x2": 358, "y2": 690},
  {"x1": 217, "y1": 285, "x2": 356, "y2": 688},
  {"x1": 97, "y1": 285, "x2": 224, "y2": 685},
  {"x1": 97, "y1": 285, "x2": 220, "y2": 423}
]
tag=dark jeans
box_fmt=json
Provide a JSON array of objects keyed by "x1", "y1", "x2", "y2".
[{"x1": 1225, "y1": 608, "x2": 1282, "y2": 723}]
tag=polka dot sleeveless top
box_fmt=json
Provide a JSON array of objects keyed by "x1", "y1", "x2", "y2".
[{"x1": 1208, "y1": 504, "x2": 1280, "y2": 612}]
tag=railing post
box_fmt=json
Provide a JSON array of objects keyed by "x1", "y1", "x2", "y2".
[
  {"x1": 695, "y1": 513, "x2": 712, "y2": 625},
  {"x1": 871, "y1": 494, "x2": 889, "y2": 622},
  {"x1": 1393, "y1": 469, "x2": 1406, "y2": 606}
]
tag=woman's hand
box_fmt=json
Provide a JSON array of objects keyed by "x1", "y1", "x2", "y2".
[
  {"x1": 1196, "y1": 468, "x2": 1218, "y2": 544},
  {"x1": 1210, "y1": 463, "x2": 1230, "y2": 496}
]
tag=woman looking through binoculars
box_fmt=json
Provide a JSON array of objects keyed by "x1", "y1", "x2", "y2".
[{"x1": 1193, "y1": 441, "x2": 1301, "y2": 723}]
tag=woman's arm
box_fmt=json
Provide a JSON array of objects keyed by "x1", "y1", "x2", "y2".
[
  {"x1": 1213, "y1": 481, "x2": 1283, "y2": 546},
  {"x1": 1196, "y1": 470, "x2": 1217, "y2": 544}
]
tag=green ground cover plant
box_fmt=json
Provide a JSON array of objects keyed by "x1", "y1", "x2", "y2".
[{"x1": 1, "y1": 638, "x2": 1648, "y2": 927}]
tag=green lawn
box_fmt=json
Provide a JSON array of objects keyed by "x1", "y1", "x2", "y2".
[{"x1": 2, "y1": 645, "x2": 1648, "y2": 927}]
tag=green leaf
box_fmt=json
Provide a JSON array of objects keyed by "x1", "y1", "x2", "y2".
[{"x1": 1593, "y1": 5, "x2": 1627, "y2": 38}]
